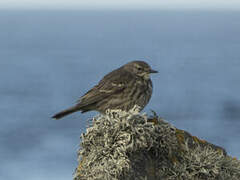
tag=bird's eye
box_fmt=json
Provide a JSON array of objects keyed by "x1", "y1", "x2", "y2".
[{"x1": 137, "y1": 67, "x2": 142, "y2": 71}]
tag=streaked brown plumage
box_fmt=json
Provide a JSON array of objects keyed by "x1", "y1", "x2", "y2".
[{"x1": 52, "y1": 61, "x2": 157, "y2": 119}]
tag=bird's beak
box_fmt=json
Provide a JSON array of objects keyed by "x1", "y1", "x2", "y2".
[{"x1": 149, "y1": 69, "x2": 158, "y2": 73}]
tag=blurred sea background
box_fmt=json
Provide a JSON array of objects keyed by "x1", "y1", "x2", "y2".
[{"x1": 0, "y1": 9, "x2": 240, "y2": 180}]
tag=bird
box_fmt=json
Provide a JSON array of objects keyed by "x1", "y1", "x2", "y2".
[{"x1": 52, "y1": 60, "x2": 158, "y2": 119}]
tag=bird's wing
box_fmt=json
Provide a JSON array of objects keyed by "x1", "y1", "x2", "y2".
[{"x1": 76, "y1": 68, "x2": 132, "y2": 107}]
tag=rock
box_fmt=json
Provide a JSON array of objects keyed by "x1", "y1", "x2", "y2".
[{"x1": 74, "y1": 111, "x2": 240, "y2": 180}]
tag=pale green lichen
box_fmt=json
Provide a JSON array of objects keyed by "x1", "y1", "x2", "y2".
[{"x1": 74, "y1": 111, "x2": 240, "y2": 180}]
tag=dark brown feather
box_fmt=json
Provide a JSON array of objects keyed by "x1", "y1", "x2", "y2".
[{"x1": 52, "y1": 106, "x2": 79, "y2": 119}]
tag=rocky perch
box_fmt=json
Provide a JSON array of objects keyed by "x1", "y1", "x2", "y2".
[{"x1": 73, "y1": 111, "x2": 240, "y2": 180}]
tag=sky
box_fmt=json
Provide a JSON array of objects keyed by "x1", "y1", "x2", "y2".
[{"x1": 0, "y1": 0, "x2": 240, "y2": 10}]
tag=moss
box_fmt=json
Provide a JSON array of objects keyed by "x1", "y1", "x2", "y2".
[
  {"x1": 74, "y1": 157, "x2": 85, "y2": 178},
  {"x1": 176, "y1": 129, "x2": 185, "y2": 145},
  {"x1": 192, "y1": 136, "x2": 206, "y2": 144}
]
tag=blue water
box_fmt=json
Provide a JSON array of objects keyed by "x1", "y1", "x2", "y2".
[{"x1": 0, "y1": 10, "x2": 240, "y2": 179}]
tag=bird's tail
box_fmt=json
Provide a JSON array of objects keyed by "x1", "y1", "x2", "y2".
[{"x1": 52, "y1": 106, "x2": 79, "y2": 120}]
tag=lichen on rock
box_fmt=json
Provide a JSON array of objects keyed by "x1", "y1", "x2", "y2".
[{"x1": 74, "y1": 111, "x2": 240, "y2": 180}]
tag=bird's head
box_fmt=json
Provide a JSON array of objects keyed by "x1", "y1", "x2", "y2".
[{"x1": 123, "y1": 61, "x2": 158, "y2": 79}]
